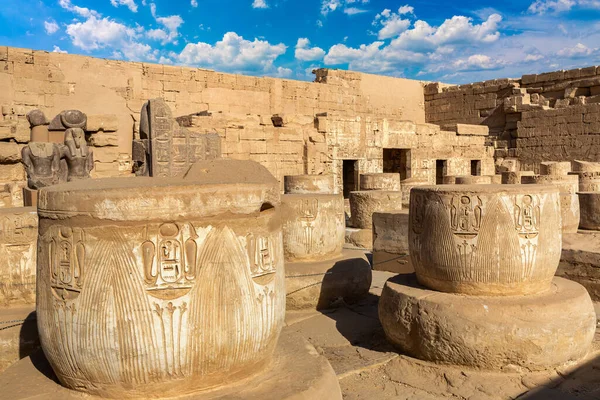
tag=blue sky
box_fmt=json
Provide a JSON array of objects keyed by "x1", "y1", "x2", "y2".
[{"x1": 1, "y1": 0, "x2": 600, "y2": 83}]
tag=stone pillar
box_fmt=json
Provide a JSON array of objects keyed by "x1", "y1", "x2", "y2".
[
  {"x1": 399, "y1": 177, "x2": 429, "y2": 207},
  {"x1": 36, "y1": 163, "x2": 287, "y2": 398},
  {"x1": 578, "y1": 193, "x2": 600, "y2": 230},
  {"x1": 501, "y1": 170, "x2": 535, "y2": 184},
  {"x1": 379, "y1": 184, "x2": 596, "y2": 371},
  {"x1": 522, "y1": 175, "x2": 580, "y2": 233},
  {"x1": 284, "y1": 174, "x2": 334, "y2": 194},
  {"x1": 359, "y1": 173, "x2": 401, "y2": 191},
  {"x1": 540, "y1": 161, "x2": 571, "y2": 176},
  {"x1": 372, "y1": 210, "x2": 412, "y2": 274},
  {"x1": 281, "y1": 175, "x2": 371, "y2": 310}
]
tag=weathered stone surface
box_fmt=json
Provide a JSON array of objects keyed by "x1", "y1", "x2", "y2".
[
  {"x1": 0, "y1": 207, "x2": 37, "y2": 307},
  {"x1": 0, "y1": 142, "x2": 23, "y2": 163},
  {"x1": 62, "y1": 127, "x2": 94, "y2": 182},
  {"x1": 344, "y1": 227, "x2": 373, "y2": 249},
  {"x1": 540, "y1": 161, "x2": 571, "y2": 176},
  {"x1": 85, "y1": 114, "x2": 118, "y2": 132},
  {"x1": 284, "y1": 174, "x2": 334, "y2": 194},
  {"x1": 400, "y1": 177, "x2": 430, "y2": 207},
  {"x1": 0, "y1": 306, "x2": 38, "y2": 374},
  {"x1": 0, "y1": 328, "x2": 343, "y2": 400},
  {"x1": 36, "y1": 165, "x2": 286, "y2": 398},
  {"x1": 350, "y1": 191, "x2": 403, "y2": 229},
  {"x1": 379, "y1": 275, "x2": 596, "y2": 371},
  {"x1": 409, "y1": 185, "x2": 562, "y2": 295},
  {"x1": 573, "y1": 160, "x2": 600, "y2": 173},
  {"x1": 372, "y1": 210, "x2": 413, "y2": 274},
  {"x1": 578, "y1": 192, "x2": 600, "y2": 230},
  {"x1": 501, "y1": 170, "x2": 535, "y2": 184},
  {"x1": 135, "y1": 99, "x2": 221, "y2": 177},
  {"x1": 281, "y1": 194, "x2": 345, "y2": 262},
  {"x1": 285, "y1": 249, "x2": 372, "y2": 310},
  {"x1": 48, "y1": 110, "x2": 87, "y2": 130},
  {"x1": 359, "y1": 173, "x2": 401, "y2": 191},
  {"x1": 570, "y1": 171, "x2": 600, "y2": 191},
  {"x1": 522, "y1": 175, "x2": 580, "y2": 233},
  {"x1": 559, "y1": 232, "x2": 600, "y2": 301},
  {"x1": 26, "y1": 109, "x2": 48, "y2": 127},
  {"x1": 455, "y1": 175, "x2": 492, "y2": 184}
]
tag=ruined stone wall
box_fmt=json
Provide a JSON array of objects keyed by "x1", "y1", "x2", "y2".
[
  {"x1": 0, "y1": 46, "x2": 432, "y2": 198},
  {"x1": 425, "y1": 66, "x2": 600, "y2": 171}
]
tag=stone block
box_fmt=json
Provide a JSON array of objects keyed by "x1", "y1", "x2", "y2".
[
  {"x1": 415, "y1": 123, "x2": 440, "y2": 136},
  {"x1": 85, "y1": 114, "x2": 118, "y2": 132},
  {"x1": 0, "y1": 163, "x2": 25, "y2": 182},
  {"x1": 0, "y1": 142, "x2": 23, "y2": 163},
  {"x1": 89, "y1": 132, "x2": 119, "y2": 147}
]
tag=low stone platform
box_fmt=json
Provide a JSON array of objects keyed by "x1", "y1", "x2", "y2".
[
  {"x1": 0, "y1": 327, "x2": 342, "y2": 400},
  {"x1": 344, "y1": 227, "x2": 372, "y2": 249},
  {"x1": 560, "y1": 232, "x2": 600, "y2": 301},
  {"x1": 286, "y1": 271, "x2": 600, "y2": 400},
  {"x1": 379, "y1": 275, "x2": 596, "y2": 371},
  {"x1": 285, "y1": 248, "x2": 372, "y2": 310}
]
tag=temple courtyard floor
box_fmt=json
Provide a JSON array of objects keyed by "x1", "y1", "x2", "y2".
[{"x1": 286, "y1": 268, "x2": 600, "y2": 400}]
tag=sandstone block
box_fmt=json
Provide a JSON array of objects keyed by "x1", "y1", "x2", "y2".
[
  {"x1": 89, "y1": 132, "x2": 119, "y2": 147},
  {"x1": 359, "y1": 173, "x2": 401, "y2": 191},
  {"x1": 579, "y1": 192, "x2": 600, "y2": 230},
  {"x1": 85, "y1": 114, "x2": 118, "y2": 132},
  {"x1": 0, "y1": 142, "x2": 23, "y2": 163},
  {"x1": 379, "y1": 275, "x2": 596, "y2": 371},
  {"x1": 283, "y1": 174, "x2": 334, "y2": 194},
  {"x1": 372, "y1": 210, "x2": 413, "y2": 274},
  {"x1": 540, "y1": 161, "x2": 571, "y2": 175},
  {"x1": 350, "y1": 191, "x2": 403, "y2": 229},
  {"x1": 409, "y1": 184, "x2": 562, "y2": 295},
  {"x1": 501, "y1": 170, "x2": 534, "y2": 184},
  {"x1": 455, "y1": 175, "x2": 492, "y2": 184}
]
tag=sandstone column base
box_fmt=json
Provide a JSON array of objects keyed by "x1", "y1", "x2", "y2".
[
  {"x1": 345, "y1": 227, "x2": 372, "y2": 249},
  {"x1": 285, "y1": 248, "x2": 372, "y2": 310},
  {"x1": 379, "y1": 275, "x2": 596, "y2": 371},
  {"x1": 0, "y1": 327, "x2": 342, "y2": 400},
  {"x1": 0, "y1": 306, "x2": 39, "y2": 374}
]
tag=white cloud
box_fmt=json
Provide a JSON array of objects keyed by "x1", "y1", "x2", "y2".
[
  {"x1": 252, "y1": 0, "x2": 268, "y2": 8},
  {"x1": 44, "y1": 20, "x2": 59, "y2": 35},
  {"x1": 66, "y1": 16, "x2": 157, "y2": 61},
  {"x1": 110, "y1": 0, "x2": 138, "y2": 12},
  {"x1": 59, "y1": 0, "x2": 100, "y2": 18},
  {"x1": 557, "y1": 42, "x2": 596, "y2": 58},
  {"x1": 52, "y1": 46, "x2": 68, "y2": 54},
  {"x1": 344, "y1": 7, "x2": 368, "y2": 15},
  {"x1": 295, "y1": 38, "x2": 326, "y2": 61},
  {"x1": 148, "y1": 3, "x2": 184, "y2": 44},
  {"x1": 452, "y1": 54, "x2": 504, "y2": 71},
  {"x1": 321, "y1": 0, "x2": 369, "y2": 16},
  {"x1": 528, "y1": 0, "x2": 600, "y2": 14},
  {"x1": 159, "y1": 56, "x2": 174, "y2": 64},
  {"x1": 191, "y1": 0, "x2": 198, "y2": 7},
  {"x1": 398, "y1": 5, "x2": 414, "y2": 15},
  {"x1": 274, "y1": 67, "x2": 293, "y2": 77},
  {"x1": 390, "y1": 14, "x2": 502, "y2": 51},
  {"x1": 178, "y1": 32, "x2": 287, "y2": 74},
  {"x1": 373, "y1": 7, "x2": 412, "y2": 39},
  {"x1": 524, "y1": 53, "x2": 544, "y2": 62}
]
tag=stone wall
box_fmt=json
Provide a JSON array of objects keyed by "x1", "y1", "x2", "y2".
[
  {"x1": 425, "y1": 66, "x2": 600, "y2": 171},
  {"x1": 0, "y1": 46, "x2": 432, "y2": 198}
]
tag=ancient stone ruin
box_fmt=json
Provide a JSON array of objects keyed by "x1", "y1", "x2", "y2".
[{"x1": 1, "y1": 46, "x2": 600, "y2": 398}]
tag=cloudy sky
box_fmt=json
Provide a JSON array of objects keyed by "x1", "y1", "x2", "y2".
[{"x1": 1, "y1": 0, "x2": 600, "y2": 83}]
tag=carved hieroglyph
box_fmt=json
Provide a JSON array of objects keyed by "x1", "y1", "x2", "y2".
[
  {"x1": 134, "y1": 99, "x2": 220, "y2": 178},
  {"x1": 284, "y1": 175, "x2": 335, "y2": 194},
  {"x1": 359, "y1": 173, "x2": 401, "y2": 191},
  {"x1": 0, "y1": 207, "x2": 37, "y2": 306},
  {"x1": 409, "y1": 185, "x2": 562, "y2": 295},
  {"x1": 36, "y1": 170, "x2": 285, "y2": 398},
  {"x1": 281, "y1": 194, "x2": 345, "y2": 262}
]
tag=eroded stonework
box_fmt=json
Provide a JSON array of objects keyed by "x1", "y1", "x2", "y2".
[
  {"x1": 36, "y1": 168, "x2": 285, "y2": 398},
  {"x1": 0, "y1": 207, "x2": 37, "y2": 306},
  {"x1": 409, "y1": 185, "x2": 562, "y2": 295}
]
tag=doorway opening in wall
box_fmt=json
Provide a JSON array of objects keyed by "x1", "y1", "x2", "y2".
[
  {"x1": 436, "y1": 160, "x2": 447, "y2": 184},
  {"x1": 383, "y1": 149, "x2": 411, "y2": 180},
  {"x1": 343, "y1": 160, "x2": 359, "y2": 199},
  {"x1": 471, "y1": 160, "x2": 482, "y2": 176}
]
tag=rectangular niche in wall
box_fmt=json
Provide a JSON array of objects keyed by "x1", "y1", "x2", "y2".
[
  {"x1": 471, "y1": 160, "x2": 482, "y2": 176},
  {"x1": 383, "y1": 149, "x2": 411, "y2": 180},
  {"x1": 343, "y1": 160, "x2": 359, "y2": 199},
  {"x1": 436, "y1": 160, "x2": 447, "y2": 184}
]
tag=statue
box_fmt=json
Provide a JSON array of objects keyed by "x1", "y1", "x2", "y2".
[
  {"x1": 61, "y1": 127, "x2": 93, "y2": 181},
  {"x1": 21, "y1": 142, "x2": 62, "y2": 189}
]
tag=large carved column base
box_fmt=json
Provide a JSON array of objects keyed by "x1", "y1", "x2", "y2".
[
  {"x1": 0, "y1": 327, "x2": 342, "y2": 400},
  {"x1": 285, "y1": 249, "x2": 372, "y2": 310},
  {"x1": 379, "y1": 275, "x2": 596, "y2": 371}
]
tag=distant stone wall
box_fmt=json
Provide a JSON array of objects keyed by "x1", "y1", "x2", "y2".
[
  {"x1": 0, "y1": 47, "x2": 429, "y2": 200},
  {"x1": 425, "y1": 66, "x2": 600, "y2": 171}
]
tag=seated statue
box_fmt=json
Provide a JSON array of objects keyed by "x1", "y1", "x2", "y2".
[{"x1": 21, "y1": 142, "x2": 62, "y2": 189}]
